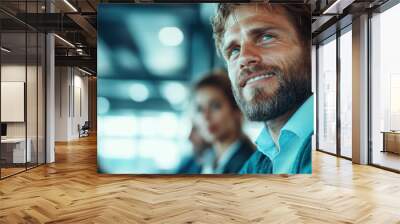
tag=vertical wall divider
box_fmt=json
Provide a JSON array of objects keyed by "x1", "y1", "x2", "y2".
[
  {"x1": 316, "y1": 44, "x2": 320, "y2": 150},
  {"x1": 44, "y1": 0, "x2": 47, "y2": 165},
  {"x1": 25, "y1": 0, "x2": 28, "y2": 171},
  {"x1": 69, "y1": 68, "x2": 71, "y2": 118},
  {"x1": 367, "y1": 11, "x2": 373, "y2": 165},
  {"x1": 80, "y1": 88, "x2": 82, "y2": 117},
  {"x1": 44, "y1": 30, "x2": 47, "y2": 165},
  {"x1": 59, "y1": 68, "x2": 62, "y2": 117},
  {"x1": 0, "y1": 18, "x2": 2, "y2": 179},
  {"x1": 73, "y1": 68, "x2": 75, "y2": 118},
  {"x1": 36, "y1": 0, "x2": 39, "y2": 168},
  {"x1": 336, "y1": 28, "x2": 342, "y2": 157}
]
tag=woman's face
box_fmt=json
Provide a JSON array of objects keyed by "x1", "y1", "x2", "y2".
[{"x1": 194, "y1": 86, "x2": 241, "y2": 143}]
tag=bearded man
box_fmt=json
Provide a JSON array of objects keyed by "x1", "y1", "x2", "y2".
[{"x1": 212, "y1": 3, "x2": 313, "y2": 174}]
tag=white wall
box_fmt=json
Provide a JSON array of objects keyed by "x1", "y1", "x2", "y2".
[
  {"x1": 55, "y1": 66, "x2": 69, "y2": 141},
  {"x1": 72, "y1": 73, "x2": 89, "y2": 138},
  {"x1": 55, "y1": 67, "x2": 89, "y2": 141}
]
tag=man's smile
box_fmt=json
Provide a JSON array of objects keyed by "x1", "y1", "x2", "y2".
[{"x1": 239, "y1": 70, "x2": 277, "y2": 88}]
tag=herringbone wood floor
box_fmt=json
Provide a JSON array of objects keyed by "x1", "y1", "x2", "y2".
[{"x1": 1, "y1": 135, "x2": 400, "y2": 224}]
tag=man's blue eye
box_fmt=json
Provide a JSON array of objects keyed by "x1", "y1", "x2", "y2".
[
  {"x1": 261, "y1": 34, "x2": 273, "y2": 43},
  {"x1": 231, "y1": 47, "x2": 240, "y2": 56}
]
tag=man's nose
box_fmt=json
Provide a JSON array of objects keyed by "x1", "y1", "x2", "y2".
[{"x1": 239, "y1": 42, "x2": 261, "y2": 69}]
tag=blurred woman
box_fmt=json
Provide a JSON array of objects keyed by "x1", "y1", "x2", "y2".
[
  {"x1": 193, "y1": 70, "x2": 255, "y2": 174},
  {"x1": 176, "y1": 124, "x2": 212, "y2": 174}
]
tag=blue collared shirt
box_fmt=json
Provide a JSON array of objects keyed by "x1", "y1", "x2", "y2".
[{"x1": 254, "y1": 96, "x2": 314, "y2": 174}]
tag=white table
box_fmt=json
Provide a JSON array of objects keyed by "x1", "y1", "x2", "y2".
[{"x1": 1, "y1": 138, "x2": 31, "y2": 163}]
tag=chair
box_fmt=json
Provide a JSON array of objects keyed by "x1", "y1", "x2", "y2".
[{"x1": 79, "y1": 121, "x2": 90, "y2": 138}]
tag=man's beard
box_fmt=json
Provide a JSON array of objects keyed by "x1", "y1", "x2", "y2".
[{"x1": 232, "y1": 62, "x2": 311, "y2": 122}]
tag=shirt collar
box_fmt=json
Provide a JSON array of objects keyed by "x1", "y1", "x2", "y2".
[
  {"x1": 281, "y1": 96, "x2": 314, "y2": 139},
  {"x1": 255, "y1": 126, "x2": 274, "y2": 150},
  {"x1": 255, "y1": 95, "x2": 314, "y2": 156}
]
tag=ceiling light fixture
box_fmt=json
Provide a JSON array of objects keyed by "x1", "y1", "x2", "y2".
[
  {"x1": 1, "y1": 47, "x2": 11, "y2": 53},
  {"x1": 54, "y1": 34, "x2": 75, "y2": 48},
  {"x1": 323, "y1": 0, "x2": 354, "y2": 15},
  {"x1": 63, "y1": 0, "x2": 78, "y2": 12},
  {"x1": 78, "y1": 67, "x2": 92, "y2": 76}
]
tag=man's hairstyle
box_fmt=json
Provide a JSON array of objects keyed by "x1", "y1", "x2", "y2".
[
  {"x1": 211, "y1": 3, "x2": 311, "y2": 56},
  {"x1": 193, "y1": 69, "x2": 240, "y2": 111}
]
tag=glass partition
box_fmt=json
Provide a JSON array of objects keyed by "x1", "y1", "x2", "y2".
[
  {"x1": 0, "y1": 1, "x2": 46, "y2": 179},
  {"x1": 370, "y1": 3, "x2": 400, "y2": 171},
  {"x1": 27, "y1": 30, "x2": 38, "y2": 169},
  {"x1": 339, "y1": 28, "x2": 352, "y2": 158},
  {"x1": 317, "y1": 36, "x2": 337, "y2": 155},
  {"x1": 1, "y1": 30, "x2": 28, "y2": 177}
]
